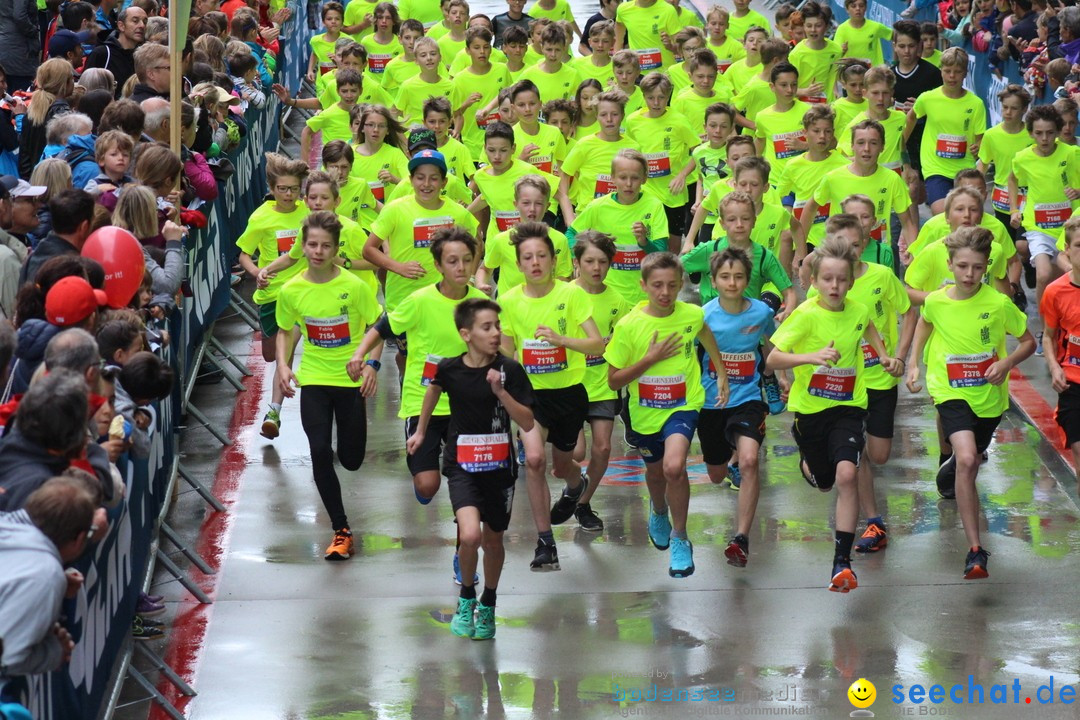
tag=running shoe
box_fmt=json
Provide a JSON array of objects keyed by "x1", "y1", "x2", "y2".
[
  {"x1": 452, "y1": 553, "x2": 479, "y2": 585},
  {"x1": 762, "y1": 373, "x2": 786, "y2": 415},
  {"x1": 669, "y1": 537, "x2": 695, "y2": 578},
  {"x1": 414, "y1": 484, "x2": 432, "y2": 506},
  {"x1": 260, "y1": 408, "x2": 281, "y2": 439},
  {"x1": 1035, "y1": 331, "x2": 1044, "y2": 357},
  {"x1": 132, "y1": 616, "x2": 165, "y2": 641},
  {"x1": 648, "y1": 509, "x2": 672, "y2": 550},
  {"x1": 450, "y1": 597, "x2": 476, "y2": 638},
  {"x1": 516, "y1": 437, "x2": 526, "y2": 466},
  {"x1": 145, "y1": 593, "x2": 164, "y2": 603},
  {"x1": 550, "y1": 484, "x2": 582, "y2": 525},
  {"x1": 473, "y1": 603, "x2": 496, "y2": 640},
  {"x1": 136, "y1": 594, "x2": 165, "y2": 616},
  {"x1": 727, "y1": 462, "x2": 742, "y2": 490},
  {"x1": 828, "y1": 559, "x2": 858, "y2": 592},
  {"x1": 324, "y1": 528, "x2": 353, "y2": 561},
  {"x1": 936, "y1": 455, "x2": 956, "y2": 499},
  {"x1": 724, "y1": 534, "x2": 749, "y2": 567},
  {"x1": 529, "y1": 539, "x2": 560, "y2": 571},
  {"x1": 963, "y1": 546, "x2": 990, "y2": 580},
  {"x1": 575, "y1": 502, "x2": 604, "y2": 532},
  {"x1": 854, "y1": 522, "x2": 888, "y2": 553}
]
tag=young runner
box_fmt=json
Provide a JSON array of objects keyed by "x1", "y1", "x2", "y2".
[
  {"x1": 732, "y1": 38, "x2": 794, "y2": 122},
  {"x1": 720, "y1": 25, "x2": 767, "y2": 96},
  {"x1": 408, "y1": 297, "x2": 534, "y2": 639},
  {"x1": 699, "y1": 247, "x2": 780, "y2": 567},
  {"x1": 831, "y1": 62, "x2": 869, "y2": 132},
  {"x1": 688, "y1": 102, "x2": 736, "y2": 238},
  {"x1": 359, "y1": 3, "x2": 404, "y2": 84},
  {"x1": 396, "y1": 37, "x2": 454, "y2": 123},
  {"x1": 611, "y1": 50, "x2": 645, "y2": 114},
  {"x1": 559, "y1": 89, "x2": 640, "y2": 218},
  {"x1": 509, "y1": 80, "x2": 569, "y2": 175},
  {"x1": 614, "y1": 0, "x2": 681, "y2": 74},
  {"x1": 299, "y1": 68, "x2": 362, "y2": 166},
  {"x1": 349, "y1": 104, "x2": 410, "y2": 204},
  {"x1": 672, "y1": 50, "x2": 728, "y2": 140},
  {"x1": 975, "y1": 84, "x2": 1033, "y2": 242},
  {"x1": 381, "y1": 19, "x2": 425, "y2": 100},
  {"x1": 322, "y1": 141, "x2": 380, "y2": 231},
  {"x1": 789, "y1": 2, "x2": 842, "y2": 104},
  {"x1": 574, "y1": 79, "x2": 602, "y2": 139},
  {"x1": 667, "y1": 26, "x2": 706, "y2": 92},
  {"x1": 687, "y1": 135, "x2": 755, "y2": 249},
  {"x1": 499, "y1": 221, "x2": 604, "y2": 569},
  {"x1": 906, "y1": 226, "x2": 1035, "y2": 579},
  {"x1": 767, "y1": 235, "x2": 902, "y2": 592},
  {"x1": 520, "y1": 23, "x2": 582, "y2": 101},
  {"x1": 834, "y1": 0, "x2": 891, "y2": 65},
  {"x1": 436, "y1": 0, "x2": 470, "y2": 62},
  {"x1": 892, "y1": 20, "x2": 942, "y2": 212},
  {"x1": 308, "y1": 2, "x2": 345, "y2": 80},
  {"x1": 568, "y1": 231, "x2": 632, "y2": 531},
  {"x1": 451, "y1": 26, "x2": 512, "y2": 163},
  {"x1": 276, "y1": 211, "x2": 382, "y2": 560},
  {"x1": 422, "y1": 97, "x2": 474, "y2": 181},
  {"x1": 752, "y1": 62, "x2": 811, "y2": 177},
  {"x1": 705, "y1": 6, "x2": 746, "y2": 75},
  {"x1": 606, "y1": 252, "x2": 728, "y2": 578},
  {"x1": 727, "y1": 0, "x2": 772, "y2": 40}
]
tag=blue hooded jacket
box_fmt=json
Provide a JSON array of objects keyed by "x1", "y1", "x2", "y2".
[{"x1": 62, "y1": 134, "x2": 101, "y2": 192}]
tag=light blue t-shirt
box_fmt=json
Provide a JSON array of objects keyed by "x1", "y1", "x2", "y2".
[{"x1": 700, "y1": 297, "x2": 775, "y2": 408}]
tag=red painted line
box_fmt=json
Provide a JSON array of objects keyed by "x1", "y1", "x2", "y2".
[
  {"x1": 151, "y1": 341, "x2": 266, "y2": 720},
  {"x1": 1008, "y1": 366, "x2": 1072, "y2": 470}
]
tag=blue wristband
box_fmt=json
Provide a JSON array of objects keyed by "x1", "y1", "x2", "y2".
[{"x1": 365, "y1": 359, "x2": 382, "y2": 371}]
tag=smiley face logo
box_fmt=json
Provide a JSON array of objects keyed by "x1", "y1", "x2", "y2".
[{"x1": 848, "y1": 678, "x2": 876, "y2": 709}]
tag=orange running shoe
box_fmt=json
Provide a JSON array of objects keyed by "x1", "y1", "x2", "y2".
[
  {"x1": 854, "y1": 522, "x2": 888, "y2": 553},
  {"x1": 828, "y1": 560, "x2": 858, "y2": 592},
  {"x1": 325, "y1": 529, "x2": 354, "y2": 561},
  {"x1": 963, "y1": 546, "x2": 989, "y2": 579}
]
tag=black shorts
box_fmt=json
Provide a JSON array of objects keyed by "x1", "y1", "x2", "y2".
[
  {"x1": 446, "y1": 468, "x2": 515, "y2": 532},
  {"x1": 663, "y1": 202, "x2": 688, "y2": 236},
  {"x1": 1057, "y1": 382, "x2": 1080, "y2": 446},
  {"x1": 791, "y1": 406, "x2": 866, "y2": 491},
  {"x1": 865, "y1": 386, "x2": 899, "y2": 439},
  {"x1": 698, "y1": 401, "x2": 767, "y2": 466},
  {"x1": 533, "y1": 384, "x2": 589, "y2": 452},
  {"x1": 404, "y1": 415, "x2": 451, "y2": 475},
  {"x1": 936, "y1": 399, "x2": 1001, "y2": 453}
]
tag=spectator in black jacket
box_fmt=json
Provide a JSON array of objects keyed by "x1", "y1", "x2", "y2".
[
  {"x1": 17, "y1": 59, "x2": 74, "y2": 180},
  {"x1": 0, "y1": 0, "x2": 41, "y2": 91},
  {"x1": 83, "y1": 6, "x2": 146, "y2": 98},
  {"x1": 19, "y1": 190, "x2": 95, "y2": 286}
]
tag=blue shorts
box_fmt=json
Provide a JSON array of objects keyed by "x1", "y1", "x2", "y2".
[
  {"x1": 625, "y1": 410, "x2": 699, "y2": 464},
  {"x1": 925, "y1": 175, "x2": 954, "y2": 206}
]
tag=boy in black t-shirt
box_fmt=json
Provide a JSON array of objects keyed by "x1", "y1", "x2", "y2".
[
  {"x1": 407, "y1": 298, "x2": 535, "y2": 641},
  {"x1": 891, "y1": 19, "x2": 941, "y2": 205}
]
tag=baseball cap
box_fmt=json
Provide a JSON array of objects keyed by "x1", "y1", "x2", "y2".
[
  {"x1": 45, "y1": 276, "x2": 108, "y2": 327},
  {"x1": 0, "y1": 176, "x2": 47, "y2": 199},
  {"x1": 191, "y1": 82, "x2": 242, "y2": 107},
  {"x1": 407, "y1": 128, "x2": 438, "y2": 154},
  {"x1": 48, "y1": 29, "x2": 91, "y2": 59},
  {"x1": 407, "y1": 148, "x2": 447, "y2": 175}
]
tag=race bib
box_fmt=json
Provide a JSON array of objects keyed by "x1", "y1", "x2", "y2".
[
  {"x1": 869, "y1": 221, "x2": 886, "y2": 242},
  {"x1": 522, "y1": 339, "x2": 568, "y2": 374},
  {"x1": 807, "y1": 365, "x2": 856, "y2": 401},
  {"x1": 772, "y1": 131, "x2": 806, "y2": 160},
  {"x1": 304, "y1": 314, "x2": 351, "y2": 348},
  {"x1": 477, "y1": 111, "x2": 500, "y2": 128},
  {"x1": 276, "y1": 228, "x2": 298, "y2": 256},
  {"x1": 421, "y1": 353, "x2": 441, "y2": 386},
  {"x1": 793, "y1": 199, "x2": 829, "y2": 224},
  {"x1": 935, "y1": 133, "x2": 967, "y2": 160},
  {"x1": 884, "y1": 161, "x2": 903, "y2": 176},
  {"x1": 368, "y1": 180, "x2": 385, "y2": 201},
  {"x1": 319, "y1": 62, "x2": 336, "y2": 75},
  {"x1": 456, "y1": 433, "x2": 511, "y2": 473},
  {"x1": 645, "y1": 152, "x2": 671, "y2": 178},
  {"x1": 990, "y1": 184, "x2": 1016, "y2": 214},
  {"x1": 367, "y1": 54, "x2": 392, "y2": 74},
  {"x1": 638, "y1": 374, "x2": 688, "y2": 409},
  {"x1": 945, "y1": 351, "x2": 996, "y2": 388},
  {"x1": 714, "y1": 352, "x2": 756, "y2": 384},
  {"x1": 636, "y1": 48, "x2": 662, "y2": 71},
  {"x1": 612, "y1": 244, "x2": 645, "y2": 271},
  {"x1": 494, "y1": 210, "x2": 520, "y2": 232},
  {"x1": 413, "y1": 215, "x2": 454, "y2": 248},
  {"x1": 594, "y1": 173, "x2": 616, "y2": 197},
  {"x1": 586, "y1": 336, "x2": 609, "y2": 367},
  {"x1": 798, "y1": 93, "x2": 827, "y2": 104},
  {"x1": 1067, "y1": 335, "x2": 1080, "y2": 366},
  {"x1": 860, "y1": 339, "x2": 880, "y2": 368},
  {"x1": 530, "y1": 155, "x2": 554, "y2": 174},
  {"x1": 1034, "y1": 201, "x2": 1071, "y2": 230},
  {"x1": 717, "y1": 58, "x2": 732, "y2": 74}
]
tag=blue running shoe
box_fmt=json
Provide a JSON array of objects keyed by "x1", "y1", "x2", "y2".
[
  {"x1": 1035, "y1": 331, "x2": 1044, "y2": 357},
  {"x1": 452, "y1": 553, "x2": 479, "y2": 586},
  {"x1": 414, "y1": 484, "x2": 432, "y2": 505},
  {"x1": 648, "y1": 509, "x2": 672, "y2": 550},
  {"x1": 727, "y1": 463, "x2": 741, "y2": 490},
  {"x1": 450, "y1": 597, "x2": 476, "y2": 638},
  {"x1": 517, "y1": 437, "x2": 526, "y2": 465},
  {"x1": 763, "y1": 373, "x2": 785, "y2": 415},
  {"x1": 828, "y1": 559, "x2": 858, "y2": 593},
  {"x1": 669, "y1": 537, "x2": 695, "y2": 578}
]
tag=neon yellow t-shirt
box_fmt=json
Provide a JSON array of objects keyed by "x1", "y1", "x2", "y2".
[
  {"x1": 369, "y1": 196, "x2": 480, "y2": 310},
  {"x1": 309, "y1": 33, "x2": 340, "y2": 75},
  {"x1": 451, "y1": 64, "x2": 514, "y2": 160},
  {"x1": 913, "y1": 87, "x2": 987, "y2": 180},
  {"x1": 528, "y1": 0, "x2": 575, "y2": 23},
  {"x1": 386, "y1": 171, "x2": 473, "y2": 206},
  {"x1": 977, "y1": 124, "x2": 1033, "y2": 214},
  {"x1": 727, "y1": 10, "x2": 771, "y2": 40},
  {"x1": 388, "y1": 283, "x2": 489, "y2": 417},
  {"x1": 500, "y1": 280, "x2": 594, "y2": 390},
  {"x1": 343, "y1": 0, "x2": 377, "y2": 41},
  {"x1": 838, "y1": 109, "x2": 907, "y2": 170},
  {"x1": 753, "y1": 101, "x2": 811, "y2": 173},
  {"x1": 236, "y1": 201, "x2": 309, "y2": 305},
  {"x1": 775, "y1": 150, "x2": 848, "y2": 247},
  {"x1": 515, "y1": 122, "x2": 568, "y2": 175},
  {"x1": 448, "y1": 47, "x2": 508, "y2": 76},
  {"x1": 382, "y1": 56, "x2": 421, "y2": 99},
  {"x1": 668, "y1": 62, "x2": 691, "y2": 93},
  {"x1": 561, "y1": 133, "x2": 642, "y2": 208},
  {"x1": 732, "y1": 77, "x2": 776, "y2": 121},
  {"x1": 908, "y1": 212, "x2": 1015, "y2": 258},
  {"x1": 473, "y1": 160, "x2": 559, "y2": 239},
  {"x1": 361, "y1": 34, "x2": 403, "y2": 82},
  {"x1": 276, "y1": 270, "x2": 380, "y2": 387},
  {"x1": 316, "y1": 72, "x2": 395, "y2": 109},
  {"x1": 770, "y1": 298, "x2": 872, "y2": 413},
  {"x1": 485, "y1": 227, "x2": 573, "y2": 296},
  {"x1": 721, "y1": 58, "x2": 760, "y2": 96},
  {"x1": 924, "y1": 49, "x2": 943, "y2": 67},
  {"x1": 395, "y1": 75, "x2": 455, "y2": 124},
  {"x1": 570, "y1": 55, "x2": 616, "y2": 87},
  {"x1": 789, "y1": 39, "x2": 844, "y2": 103},
  {"x1": 905, "y1": 239, "x2": 1007, "y2": 292},
  {"x1": 921, "y1": 283, "x2": 1027, "y2": 417},
  {"x1": 437, "y1": 35, "x2": 467, "y2": 67},
  {"x1": 709, "y1": 35, "x2": 746, "y2": 74},
  {"x1": 831, "y1": 97, "x2": 868, "y2": 136},
  {"x1": 580, "y1": 285, "x2": 632, "y2": 402},
  {"x1": 399, "y1": 0, "x2": 443, "y2": 27},
  {"x1": 1010, "y1": 141, "x2": 1080, "y2": 243},
  {"x1": 287, "y1": 215, "x2": 378, "y2": 293},
  {"x1": 625, "y1": 109, "x2": 700, "y2": 206},
  {"x1": 349, "y1": 143, "x2": 410, "y2": 203},
  {"x1": 672, "y1": 87, "x2": 732, "y2": 138},
  {"x1": 616, "y1": 0, "x2": 682, "y2": 72},
  {"x1": 569, "y1": 191, "x2": 669, "y2": 304},
  {"x1": 812, "y1": 164, "x2": 911, "y2": 244},
  {"x1": 337, "y1": 176, "x2": 379, "y2": 231},
  {"x1": 604, "y1": 301, "x2": 705, "y2": 433},
  {"x1": 834, "y1": 19, "x2": 891, "y2": 65},
  {"x1": 304, "y1": 103, "x2": 353, "y2": 143},
  {"x1": 436, "y1": 135, "x2": 474, "y2": 180},
  {"x1": 519, "y1": 62, "x2": 582, "y2": 102},
  {"x1": 808, "y1": 262, "x2": 909, "y2": 390}
]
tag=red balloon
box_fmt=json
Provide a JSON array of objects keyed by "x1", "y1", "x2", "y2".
[{"x1": 82, "y1": 226, "x2": 146, "y2": 309}]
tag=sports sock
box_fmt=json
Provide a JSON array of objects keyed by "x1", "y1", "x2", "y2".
[
  {"x1": 460, "y1": 584, "x2": 476, "y2": 600},
  {"x1": 834, "y1": 531, "x2": 855, "y2": 562},
  {"x1": 480, "y1": 587, "x2": 497, "y2": 606},
  {"x1": 538, "y1": 530, "x2": 554, "y2": 545}
]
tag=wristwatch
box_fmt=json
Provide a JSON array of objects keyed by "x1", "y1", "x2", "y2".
[
  {"x1": 342, "y1": 257, "x2": 352, "y2": 269},
  {"x1": 365, "y1": 359, "x2": 382, "y2": 371}
]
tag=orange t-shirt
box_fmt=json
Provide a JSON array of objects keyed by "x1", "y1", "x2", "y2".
[{"x1": 1041, "y1": 273, "x2": 1080, "y2": 386}]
